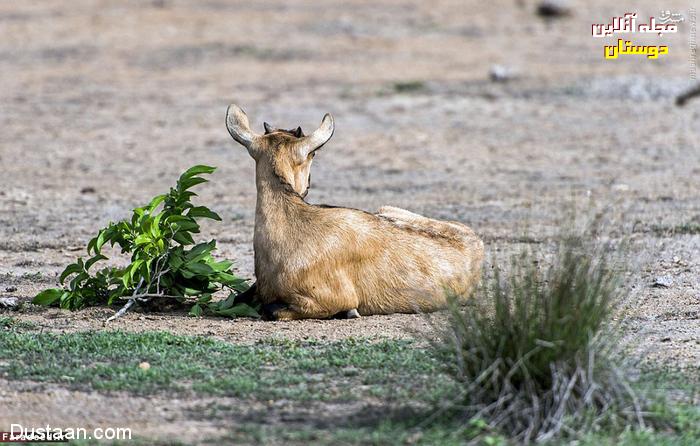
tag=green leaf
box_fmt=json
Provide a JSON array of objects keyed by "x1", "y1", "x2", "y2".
[
  {"x1": 95, "y1": 230, "x2": 107, "y2": 253},
  {"x1": 134, "y1": 234, "x2": 152, "y2": 246},
  {"x1": 170, "y1": 220, "x2": 200, "y2": 233},
  {"x1": 185, "y1": 242, "x2": 215, "y2": 262},
  {"x1": 212, "y1": 293, "x2": 236, "y2": 311},
  {"x1": 165, "y1": 215, "x2": 190, "y2": 223},
  {"x1": 85, "y1": 254, "x2": 108, "y2": 270},
  {"x1": 187, "y1": 206, "x2": 222, "y2": 221},
  {"x1": 132, "y1": 207, "x2": 146, "y2": 227},
  {"x1": 59, "y1": 263, "x2": 84, "y2": 284},
  {"x1": 108, "y1": 286, "x2": 126, "y2": 305},
  {"x1": 197, "y1": 294, "x2": 212, "y2": 304},
  {"x1": 229, "y1": 281, "x2": 249, "y2": 292},
  {"x1": 59, "y1": 292, "x2": 76, "y2": 310},
  {"x1": 216, "y1": 272, "x2": 247, "y2": 286},
  {"x1": 208, "y1": 260, "x2": 233, "y2": 272},
  {"x1": 173, "y1": 231, "x2": 195, "y2": 246},
  {"x1": 150, "y1": 213, "x2": 163, "y2": 238},
  {"x1": 121, "y1": 267, "x2": 132, "y2": 289},
  {"x1": 178, "y1": 176, "x2": 208, "y2": 191},
  {"x1": 168, "y1": 253, "x2": 184, "y2": 271},
  {"x1": 87, "y1": 237, "x2": 97, "y2": 255},
  {"x1": 69, "y1": 271, "x2": 89, "y2": 291},
  {"x1": 177, "y1": 191, "x2": 197, "y2": 201},
  {"x1": 180, "y1": 165, "x2": 216, "y2": 179},
  {"x1": 189, "y1": 304, "x2": 203, "y2": 317},
  {"x1": 213, "y1": 303, "x2": 260, "y2": 318},
  {"x1": 130, "y1": 259, "x2": 144, "y2": 281},
  {"x1": 184, "y1": 262, "x2": 215, "y2": 276},
  {"x1": 33, "y1": 288, "x2": 63, "y2": 306},
  {"x1": 147, "y1": 194, "x2": 167, "y2": 211}
]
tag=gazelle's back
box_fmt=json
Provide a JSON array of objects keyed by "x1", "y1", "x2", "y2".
[{"x1": 310, "y1": 205, "x2": 483, "y2": 315}]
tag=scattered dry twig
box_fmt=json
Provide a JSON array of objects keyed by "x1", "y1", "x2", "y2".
[
  {"x1": 106, "y1": 278, "x2": 145, "y2": 323},
  {"x1": 676, "y1": 83, "x2": 700, "y2": 106}
]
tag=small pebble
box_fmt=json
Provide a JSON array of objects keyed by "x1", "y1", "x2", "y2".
[
  {"x1": 138, "y1": 361, "x2": 151, "y2": 371},
  {"x1": 536, "y1": 0, "x2": 571, "y2": 18},
  {"x1": 489, "y1": 65, "x2": 515, "y2": 82}
]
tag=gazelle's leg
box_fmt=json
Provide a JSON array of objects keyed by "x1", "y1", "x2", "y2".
[{"x1": 264, "y1": 295, "x2": 344, "y2": 321}]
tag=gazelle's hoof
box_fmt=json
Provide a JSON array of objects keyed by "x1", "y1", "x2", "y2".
[
  {"x1": 261, "y1": 303, "x2": 289, "y2": 321},
  {"x1": 345, "y1": 308, "x2": 361, "y2": 319}
]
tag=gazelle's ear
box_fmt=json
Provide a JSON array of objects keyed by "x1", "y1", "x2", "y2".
[
  {"x1": 263, "y1": 122, "x2": 274, "y2": 134},
  {"x1": 297, "y1": 113, "x2": 334, "y2": 161},
  {"x1": 226, "y1": 104, "x2": 258, "y2": 149}
]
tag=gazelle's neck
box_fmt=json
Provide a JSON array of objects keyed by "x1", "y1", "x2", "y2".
[{"x1": 254, "y1": 163, "x2": 307, "y2": 252}]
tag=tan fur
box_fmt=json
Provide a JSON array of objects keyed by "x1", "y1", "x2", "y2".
[{"x1": 226, "y1": 104, "x2": 484, "y2": 320}]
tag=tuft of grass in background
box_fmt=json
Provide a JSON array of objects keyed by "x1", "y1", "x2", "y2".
[
  {"x1": 392, "y1": 80, "x2": 427, "y2": 93},
  {"x1": 649, "y1": 222, "x2": 700, "y2": 236},
  {"x1": 436, "y1": 226, "x2": 654, "y2": 443}
]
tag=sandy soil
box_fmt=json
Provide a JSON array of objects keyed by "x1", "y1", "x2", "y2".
[{"x1": 1, "y1": 0, "x2": 698, "y2": 443}]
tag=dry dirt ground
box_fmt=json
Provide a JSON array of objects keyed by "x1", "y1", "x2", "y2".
[{"x1": 1, "y1": 0, "x2": 699, "y2": 443}]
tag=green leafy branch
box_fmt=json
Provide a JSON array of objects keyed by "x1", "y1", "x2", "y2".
[{"x1": 33, "y1": 165, "x2": 259, "y2": 320}]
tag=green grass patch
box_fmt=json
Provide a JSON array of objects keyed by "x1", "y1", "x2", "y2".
[
  {"x1": 0, "y1": 316, "x2": 36, "y2": 330},
  {"x1": 648, "y1": 222, "x2": 700, "y2": 236},
  {"x1": 220, "y1": 417, "x2": 507, "y2": 446},
  {"x1": 574, "y1": 403, "x2": 700, "y2": 446},
  {"x1": 0, "y1": 329, "x2": 453, "y2": 403},
  {"x1": 0, "y1": 328, "x2": 696, "y2": 445}
]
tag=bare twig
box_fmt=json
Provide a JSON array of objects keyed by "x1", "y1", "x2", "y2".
[
  {"x1": 105, "y1": 298, "x2": 137, "y2": 323},
  {"x1": 105, "y1": 278, "x2": 145, "y2": 323},
  {"x1": 104, "y1": 254, "x2": 173, "y2": 322},
  {"x1": 676, "y1": 83, "x2": 700, "y2": 106},
  {"x1": 117, "y1": 293, "x2": 180, "y2": 300}
]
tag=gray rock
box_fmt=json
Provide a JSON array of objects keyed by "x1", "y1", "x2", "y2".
[{"x1": 0, "y1": 297, "x2": 18, "y2": 308}]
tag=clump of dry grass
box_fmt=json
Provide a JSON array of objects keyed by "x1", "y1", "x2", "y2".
[{"x1": 437, "y1": 227, "x2": 648, "y2": 443}]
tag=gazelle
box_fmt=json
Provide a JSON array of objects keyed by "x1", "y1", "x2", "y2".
[{"x1": 226, "y1": 104, "x2": 483, "y2": 320}]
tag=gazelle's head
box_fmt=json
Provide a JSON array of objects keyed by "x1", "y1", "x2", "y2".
[{"x1": 226, "y1": 104, "x2": 334, "y2": 198}]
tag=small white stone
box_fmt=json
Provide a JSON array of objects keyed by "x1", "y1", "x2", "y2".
[
  {"x1": 489, "y1": 65, "x2": 515, "y2": 82},
  {"x1": 0, "y1": 297, "x2": 18, "y2": 308},
  {"x1": 653, "y1": 275, "x2": 673, "y2": 288}
]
